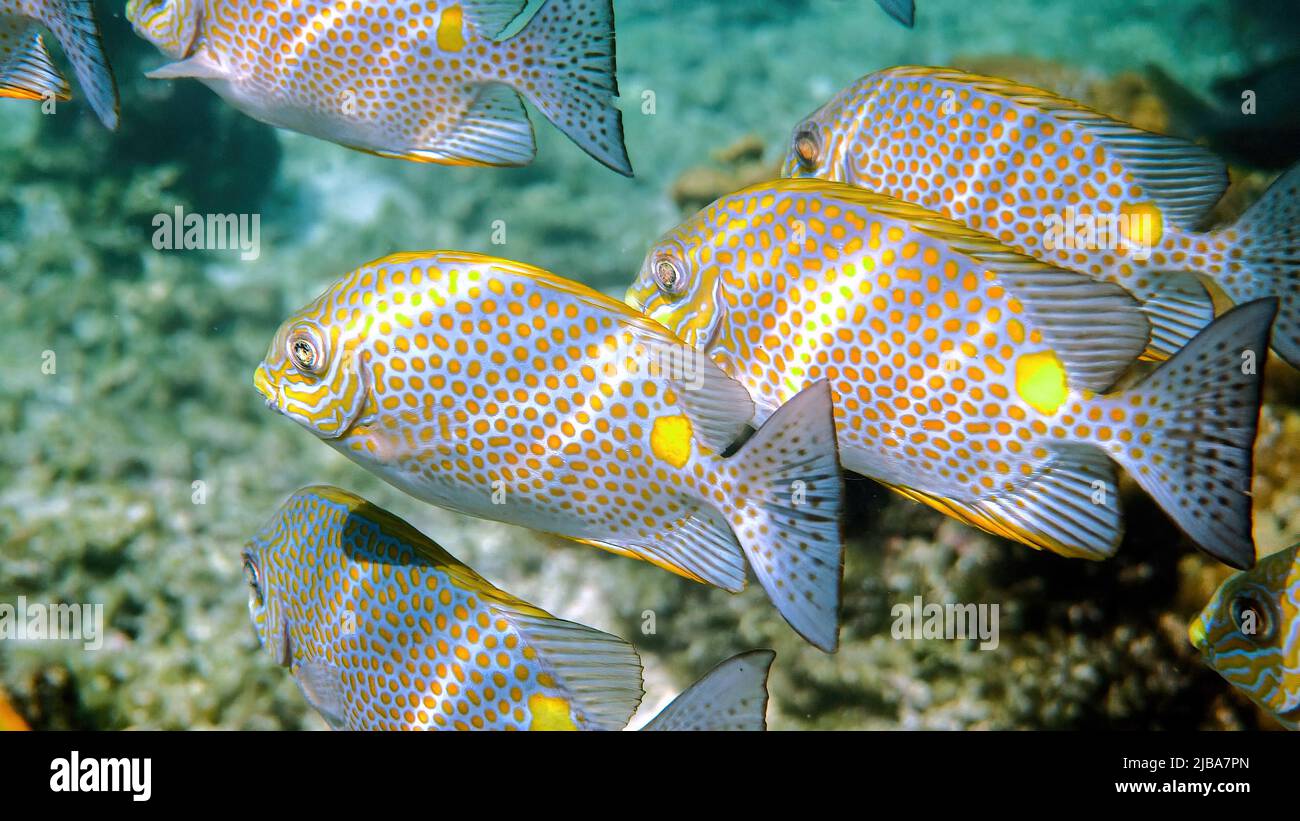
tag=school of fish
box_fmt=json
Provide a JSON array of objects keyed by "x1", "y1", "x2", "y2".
[
  {"x1": 254, "y1": 251, "x2": 846, "y2": 651},
  {"x1": 626, "y1": 178, "x2": 1274, "y2": 569},
  {"x1": 781, "y1": 66, "x2": 1300, "y2": 367},
  {"x1": 1, "y1": 0, "x2": 1294, "y2": 732}
]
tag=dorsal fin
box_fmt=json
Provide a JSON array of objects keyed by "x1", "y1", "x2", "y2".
[{"x1": 460, "y1": 0, "x2": 529, "y2": 39}]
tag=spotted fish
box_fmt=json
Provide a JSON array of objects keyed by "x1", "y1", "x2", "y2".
[
  {"x1": 244, "y1": 486, "x2": 775, "y2": 730},
  {"x1": 782, "y1": 66, "x2": 1300, "y2": 366},
  {"x1": 626, "y1": 178, "x2": 1276, "y2": 568},
  {"x1": 0, "y1": 0, "x2": 118, "y2": 128},
  {"x1": 1191, "y1": 543, "x2": 1300, "y2": 730},
  {"x1": 126, "y1": 0, "x2": 632, "y2": 175},
  {"x1": 254, "y1": 251, "x2": 845, "y2": 650}
]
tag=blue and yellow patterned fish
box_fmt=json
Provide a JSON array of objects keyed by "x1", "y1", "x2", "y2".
[
  {"x1": 626, "y1": 178, "x2": 1276, "y2": 568},
  {"x1": 243, "y1": 485, "x2": 775, "y2": 731},
  {"x1": 782, "y1": 66, "x2": 1300, "y2": 366},
  {"x1": 253, "y1": 251, "x2": 845, "y2": 651},
  {"x1": 1191, "y1": 543, "x2": 1300, "y2": 730},
  {"x1": 126, "y1": 0, "x2": 632, "y2": 174}
]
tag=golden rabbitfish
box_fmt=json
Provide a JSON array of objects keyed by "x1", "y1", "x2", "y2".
[
  {"x1": 244, "y1": 485, "x2": 775, "y2": 730},
  {"x1": 782, "y1": 66, "x2": 1300, "y2": 365},
  {"x1": 626, "y1": 178, "x2": 1276, "y2": 568},
  {"x1": 126, "y1": 0, "x2": 632, "y2": 174},
  {"x1": 1191, "y1": 543, "x2": 1300, "y2": 730},
  {"x1": 0, "y1": 0, "x2": 118, "y2": 127},
  {"x1": 253, "y1": 251, "x2": 845, "y2": 651}
]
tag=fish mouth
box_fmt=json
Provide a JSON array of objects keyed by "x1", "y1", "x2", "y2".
[
  {"x1": 253, "y1": 364, "x2": 277, "y2": 407},
  {"x1": 1188, "y1": 614, "x2": 1209, "y2": 654}
]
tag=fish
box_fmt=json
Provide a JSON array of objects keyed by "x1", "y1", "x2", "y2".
[
  {"x1": 0, "y1": 0, "x2": 119, "y2": 128},
  {"x1": 126, "y1": 0, "x2": 632, "y2": 175},
  {"x1": 253, "y1": 251, "x2": 845, "y2": 651},
  {"x1": 1190, "y1": 543, "x2": 1300, "y2": 730},
  {"x1": 780, "y1": 65, "x2": 1300, "y2": 368},
  {"x1": 625, "y1": 178, "x2": 1277, "y2": 568},
  {"x1": 244, "y1": 485, "x2": 776, "y2": 730},
  {"x1": 1147, "y1": 58, "x2": 1300, "y2": 171}
]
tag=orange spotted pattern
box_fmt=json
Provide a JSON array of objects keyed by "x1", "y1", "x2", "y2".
[
  {"x1": 126, "y1": 0, "x2": 632, "y2": 173},
  {"x1": 243, "y1": 485, "x2": 635, "y2": 730},
  {"x1": 628, "y1": 179, "x2": 1270, "y2": 566},
  {"x1": 254, "y1": 250, "x2": 847, "y2": 651},
  {"x1": 781, "y1": 66, "x2": 1253, "y2": 359}
]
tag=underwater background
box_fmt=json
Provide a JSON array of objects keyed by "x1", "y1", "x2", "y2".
[{"x1": 2, "y1": 0, "x2": 1298, "y2": 729}]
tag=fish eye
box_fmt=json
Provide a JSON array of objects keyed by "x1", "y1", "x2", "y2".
[
  {"x1": 242, "y1": 552, "x2": 263, "y2": 606},
  {"x1": 793, "y1": 123, "x2": 822, "y2": 170},
  {"x1": 287, "y1": 327, "x2": 325, "y2": 375},
  {"x1": 1229, "y1": 590, "x2": 1275, "y2": 642},
  {"x1": 653, "y1": 255, "x2": 687, "y2": 296}
]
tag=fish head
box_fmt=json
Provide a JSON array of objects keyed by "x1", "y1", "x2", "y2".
[
  {"x1": 780, "y1": 97, "x2": 853, "y2": 182},
  {"x1": 254, "y1": 277, "x2": 373, "y2": 440},
  {"x1": 242, "y1": 502, "x2": 299, "y2": 667},
  {"x1": 629, "y1": 181, "x2": 851, "y2": 352},
  {"x1": 1192, "y1": 544, "x2": 1300, "y2": 725},
  {"x1": 126, "y1": 0, "x2": 203, "y2": 59},
  {"x1": 626, "y1": 205, "x2": 739, "y2": 352}
]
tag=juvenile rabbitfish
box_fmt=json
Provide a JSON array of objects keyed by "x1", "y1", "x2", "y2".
[
  {"x1": 253, "y1": 251, "x2": 845, "y2": 651},
  {"x1": 244, "y1": 485, "x2": 776, "y2": 730},
  {"x1": 627, "y1": 178, "x2": 1276, "y2": 568},
  {"x1": 783, "y1": 66, "x2": 1300, "y2": 366},
  {"x1": 1191, "y1": 543, "x2": 1300, "y2": 730},
  {"x1": 126, "y1": 0, "x2": 632, "y2": 174},
  {"x1": 0, "y1": 0, "x2": 118, "y2": 128}
]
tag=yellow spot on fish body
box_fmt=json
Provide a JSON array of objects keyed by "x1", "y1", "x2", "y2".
[
  {"x1": 650, "y1": 415, "x2": 694, "y2": 468},
  {"x1": 528, "y1": 693, "x2": 577, "y2": 730},
  {"x1": 437, "y1": 6, "x2": 467, "y2": 52},
  {"x1": 1015, "y1": 350, "x2": 1067, "y2": 415},
  {"x1": 1119, "y1": 201, "x2": 1163, "y2": 249}
]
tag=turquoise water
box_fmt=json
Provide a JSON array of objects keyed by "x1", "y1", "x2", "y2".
[{"x1": 0, "y1": 0, "x2": 1296, "y2": 729}]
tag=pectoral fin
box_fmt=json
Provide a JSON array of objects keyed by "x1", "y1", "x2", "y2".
[
  {"x1": 293, "y1": 659, "x2": 349, "y2": 730},
  {"x1": 145, "y1": 48, "x2": 228, "y2": 81}
]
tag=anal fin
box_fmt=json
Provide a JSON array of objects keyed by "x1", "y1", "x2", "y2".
[
  {"x1": 641, "y1": 650, "x2": 774, "y2": 731},
  {"x1": 292, "y1": 659, "x2": 349, "y2": 730},
  {"x1": 403, "y1": 83, "x2": 537, "y2": 168},
  {"x1": 0, "y1": 22, "x2": 69, "y2": 102},
  {"x1": 890, "y1": 443, "x2": 1122, "y2": 560},
  {"x1": 587, "y1": 506, "x2": 749, "y2": 594}
]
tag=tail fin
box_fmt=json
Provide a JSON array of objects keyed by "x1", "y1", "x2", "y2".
[
  {"x1": 1101, "y1": 299, "x2": 1277, "y2": 568},
  {"x1": 34, "y1": 0, "x2": 119, "y2": 129},
  {"x1": 641, "y1": 650, "x2": 774, "y2": 731},
  {"x1": 1216, "y1": 164, "x2": 1300, "y2": 368},
  {"x1": 875, "y1": 0, "x2": 916, "y2": 27},
  {"x1": 722, "y1": 380, "x2": 844, "y2": 652},
  {"x1": 509, "y1": 0, "x2": 632, "y2": 176}
]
